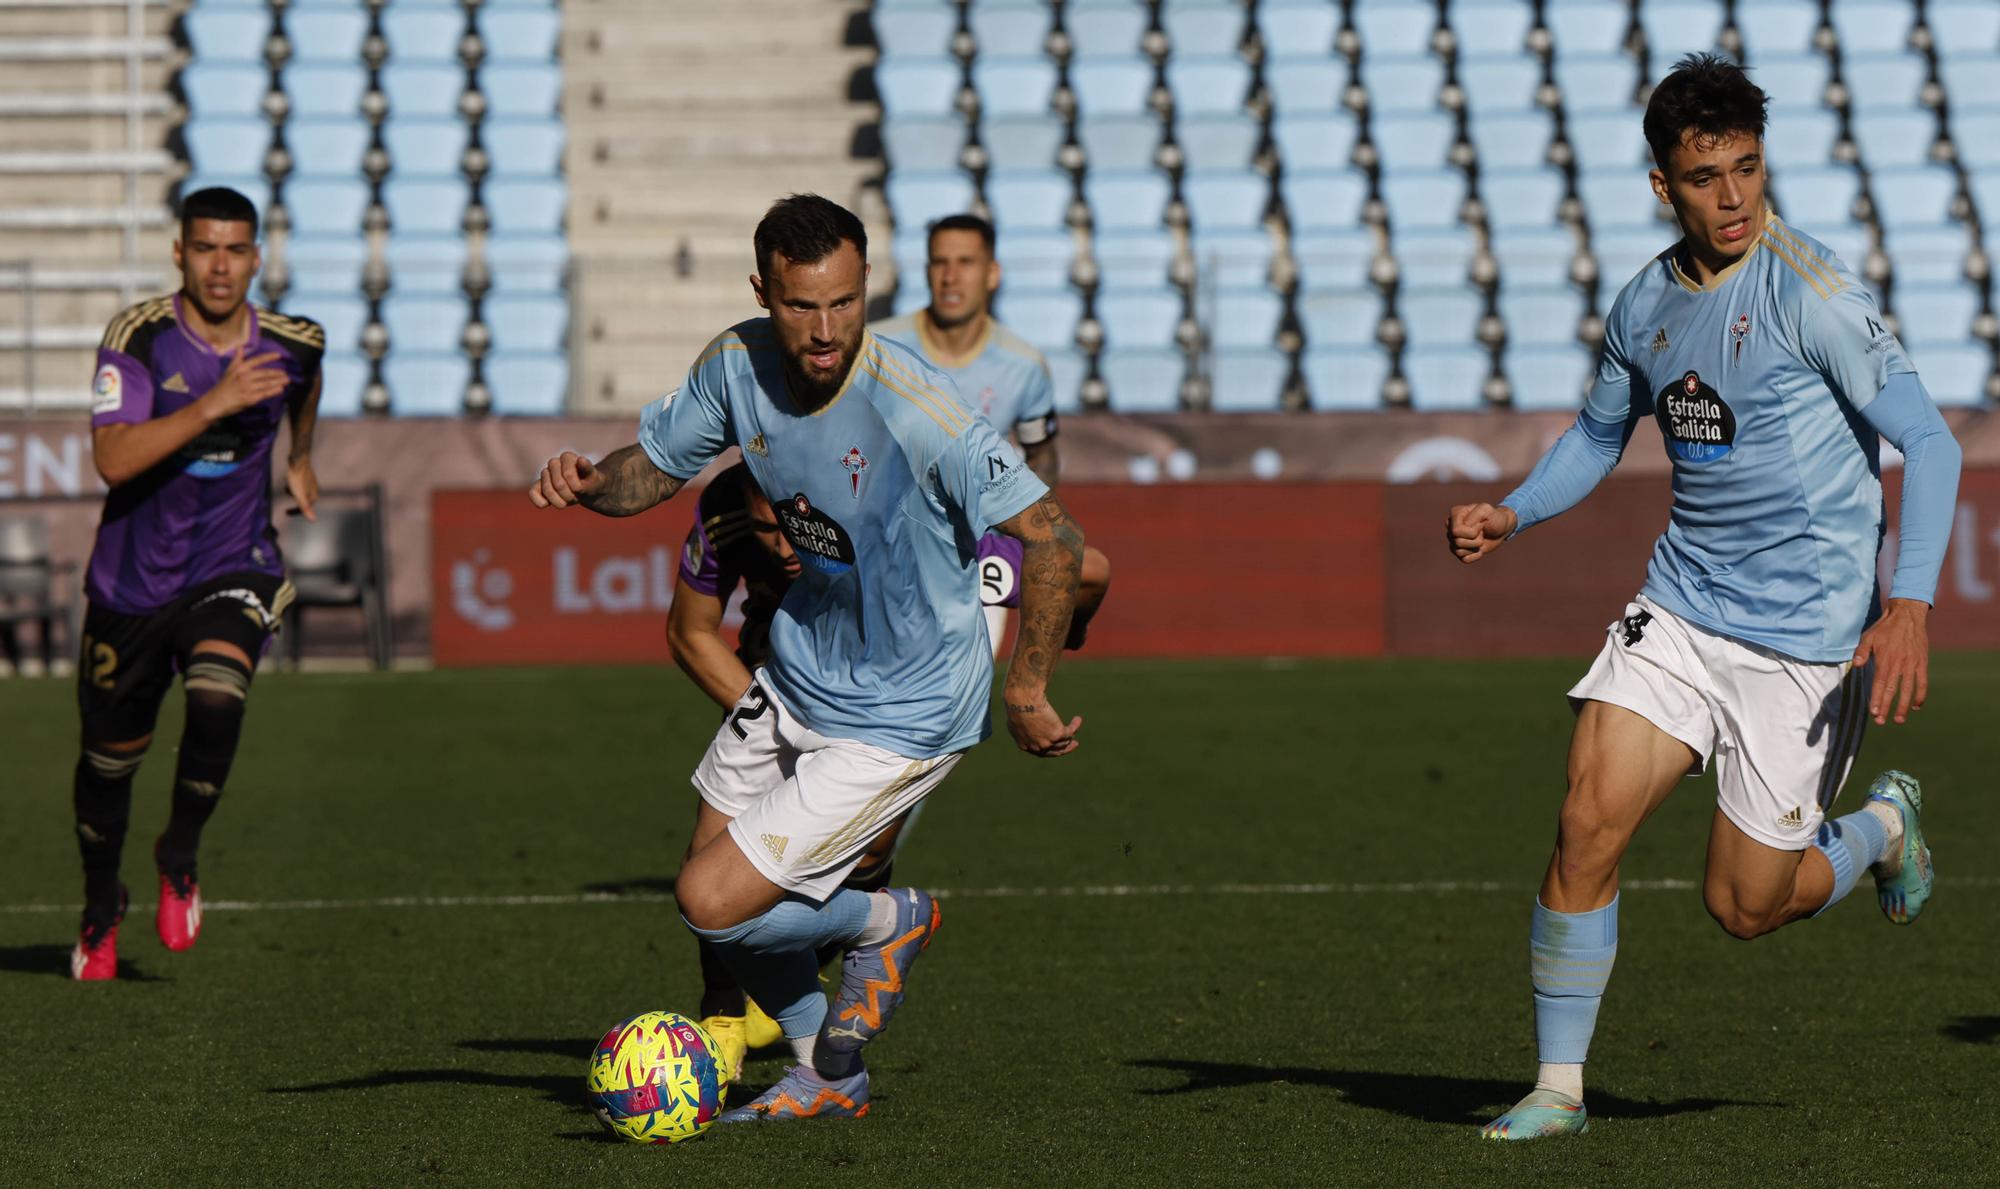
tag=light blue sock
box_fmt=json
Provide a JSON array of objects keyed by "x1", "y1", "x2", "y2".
[
  {"x1": 685, "y1": 890, "x2": 875, "y2": 1040},
  {"x1": 1811, "y1": 809, "x2": 1890, "y2": 916},
  {"x1": 1530, "y1": 895, "x2": 1618, "y2": 1066}
]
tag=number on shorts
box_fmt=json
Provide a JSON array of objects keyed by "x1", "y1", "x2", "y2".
[
  {"x1": 727, "y1": 684, "x2": 771, "y2": 740},
  {"x1": 80, "y1": 633, "x2": 118, "y2": 690}
]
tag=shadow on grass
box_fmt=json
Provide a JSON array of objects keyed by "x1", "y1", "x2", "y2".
[
  {"x1": 1127, "y1": 1059, "x2": 1777, "y2": 1124},
  {"x1": 1941, "y1": 1016, "x2": 2000, "y2": 1044},
  {"x1": 0, "y1": 943, "x2": 167, "y2": 982},
  {"x1": 270, "y1": 1069, "x2": 579, "y2": 1099},
  {"x1": 578, "y1": 876, "x2": 677, "y2": 896},
  {"x1": 459, "y1": 1037, "x2": 588, "y2": 1060}
]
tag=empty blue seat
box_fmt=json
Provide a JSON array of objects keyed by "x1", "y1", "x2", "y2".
[
  {"x1": 186, "y1": 118, "x2": 267, "y2": 175},
  {"x1": 1735, "y1": 0, "x2": 1820, "y2": 58},
  {"x1": 887, "y1": 115, "x2": 966, "y2": 170},
  {"x1": 873, "y1": 6, "x2": 957, "y2": 57},
  {"x1": 1449, "y1": 1, "x2": 1533, "y2": 57},
  {"x1": 1163, "y1": 3, "x2": 1245, "y2": 53},
  {"x1": 314, "y1": 351, "x2": 368, "y2": 417},
  {"x1": 1930, "y1": 3, "x2": 2000, "y2": 57},
  {"x1": 383, "y1": 294, "x2": 465, "y2": 354},
  {"x1": 987, "y1": 169, "x2": 1072, "y2": 232},
  {"x1": 1457, "y1": 54, "x2": 1541, "y2": 113},
  {"x1": 1492, "y1": 224, "x2": 1578, "y2": 288},
  {"x1": 1077, "y1": 114, "x2": 1158, "y2": 169},
  {"x1": 1265, "y1": 58, "x2": 1343, "y2": 113},
  {"x1": 1905, "y1": 345, "x2": 1991, "y2": 406},
  {"x1": 486, "y1": 178, "x2": 565, "y2": 235},
  {"x1": 1830, "y1": 0, "x2": 1914, "y2": 56},
  {"x1": 1469, "y1": 110, "x2": 1554, "y2": 170},
  {"x1": 1361, "y1": 55, "x2": 1443, "y2": 113},
  {"x1": 286, "y1": 235, "x2": 367, "y2": 295},
  {"x1": 1951, "y1": 111, "x2": 2000, "y2": 171},
  {"x1": 487, "y1": 353, "x2": 569, "y2": 415},
  {"x1": 286, "y1": 63, "x2": 367, "y2": 118},
  {"x1": 1065, "y1": 3, "x2": 1148, "y2": 56},
  {"x1": 1257, "y1": 2, "x2": 1339, "y2": 57},
  {"x1": 1207, "y1": 347, "x2": 1290, "y2": 410},
  {"x1": 1299, "y1": 289, "x2": 1381, "y2": 347},
  {"x1": 892, "y1": 271, "x2": 931, "y2": 314},
  {"x1": 287, "y1": 118, "x2": 369, "y2": 177},
  {"x1": 1578, "y1": 168, "x2": 1666, "y2": 229},
  {"x1": 999, "y1": 287, "x2": 1082, "y2": 351},
  {"x1": 1399, "y1": 288, "x2": 1481, "y2": 347},
  {"x1": 981, "y1": 115, "x2": 1061, "y2": 171},
  {"x1": 1810, "y1": 224, "x2": 1870, "y2": 272},
  {"x1": 1383, "y1": 170, "x2": 1464, "y2": 230},
  {"x1": 1545, "y1": 0, "x2": 1629, "y2": 56},
  {"x1": 477, "y1": 8, "x2": 560, "y2": 61},
  {"x1": 382, "y1": 63, "x2": 462, "y2": 120},
  {"x1": 1098, "y1": 349, "x2": 1184, "y2": 412},
  {"x1": 384, "y1": 118, "x2": 468, "y2": 177},
  {"x1": 887, "y1": 171, "x2": 975, "y2": 228},
  {"x1": 968, "y1": 2, "x2": 1048, "y2": 57},
  {"x1": 1940, "y1": 55, "x2": 2000, "y2": 108},
  {"x1": 1393, "y1": 226, "x2": 1475, "y2": 286},
  {"x1": 294, "y1": 294, "x2": 366, "y2": 355},
  {"x1": 1404, "y1": 345, "x2": 1489, "y2": 410},
  {"x1": 1097, "y1": 288, "x2": 1183, "y2": 350},
  {"x1": 1893, "y1": 282, "x2": 1978, "y2": 342},
  {"x1": 481, "y1": 64, "x2": 562, "y2": 117},
  {"x1": 1593, "y1": 228, "x2": 1673, "y2": 286},
  {"x1": 1973, "y1": 168, "x2": 2000, "y2": 233},
  {"x1": 1753, "y1": 54, "x2": 1830, "y2": 110},
  {"x1": 1842, "y1": 53, "x2": 1926, "y2": 111},
  {"x1": 1853, "y1": 110, "x2": 1936, "y2": 170},
  {"x1": 1883, "y1": 226, "x2": 1969, "y2": 286},
  {"x1": 286, "y1": 8, "x2": 368, "y2": 63},
  {"x1": 181, "y1": 64, "x2": 266, "y2": 119},
  {"x1": 1190, "y1": 227, "x2": 1274, "y2": 288},
  {"x1": 1178, "y1": 114, "x2": 1260, "y2": 171},
  {"x1": 486, "y1": 233, "x2": 568, "y2": 292},
  {"x1": 1303, "y1": 346, "x2": 1391, "y2": 409},
  {"x1": 877, "y1": 57, "x2": 961, "y2": 118},
  {"x1": 1873, "y1": 165, "x2": 1956, "y2": 227},
  {"x1": 1084, "y1": 170, "x2": 1170, "y2": 229},
  {"x1": 1183, "y1": 172, "x2": 1268, "y2": 232},
  {"x1": 385, "y1": 354, "x2": 471, "y2": 416},
  {"x1": 287, "y1": 178, "x2": 369, "y2": 236},
  {"x1": 485, "y1": 293, "x2": 567, "y2": 354},
  {"x1": 185, "y1": 5, "x2": 268, "y2": 62},
  {"x1": 1639, "y1": 0, "x2": 1726, "y2": 64},
  {"x1": 384, "y1": 179, "x2": 468, "y2": 235},
  {"x1": 1294, "y1": 229, "x2": 1373, "y2": 293},
  {"x1": 1498, "y1": 286, "x2": 1584, "y2": 347},
  {"x1": 996, "y1": 229, "x2": 1074, "y2": 288},
  {"x1": 1554, "y1": 55, "x2": 1637, "y2": 113},
  {"x1": 1272, "y1": 112, "x2": 1358, "y2": 171},
  {"x1": 383, "y1": 8, "x2": 463, "y2": 63},
  {"x1": 1764, "y1": 107, "x2": 1839, "y2": 172},
  {"x1": 972, "y1": 56, "x2": 1058, "y2": 117},
  {"x1": 1042, "y1": 346, "x2": 1085, "y2": 412},
  {"x1": 1207, "y1": 286, "x2": 1283, "y2": 348},
  {"x1": 1070, "y1": 55, "x2": 1154, "y2": 117},
  {"x1": 1373, "y1": 111, "x2": 1456, "y2": 172},
  {"x1": 1568, "y1": 111, "x2": 1650, "y2": 172},
  {"x1": 388, "y1": 235, "x2": 466, "y2": 295},
  {"x1": 1356, "y1": 1, "x2": 1437, "y2": 56},
  {"x1": 1166, "y1": 57, "x2": 1251, "y2": 116},
  {"x1": 1281, "y1": 169, "x2": 1369, "y2": 231},
  {"x1": 1506, "y1": 345, "x2": 1593, "y2": 409}
]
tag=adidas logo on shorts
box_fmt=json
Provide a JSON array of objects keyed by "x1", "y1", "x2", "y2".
[
  {"x1": 760, "y1": 833, "x2": 788, "y2": 862},
  {"x1": 1778, "y1": 807, "x2": 1804, "y2": 830}
]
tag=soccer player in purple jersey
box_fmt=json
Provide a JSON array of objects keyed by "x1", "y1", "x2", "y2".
[{"x1": 69, "y1": 187, "x2": 325, "y2": 981}]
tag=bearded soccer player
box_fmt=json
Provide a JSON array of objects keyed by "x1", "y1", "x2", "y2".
[
  {"x1": 70, "y1": 187, "x2": 325, "y2": 980},
  {"x1": 1449, "y1": 56, "x2": 1961, "y2": 1139},
  {"x1": 532, "y1": 194, "x2": 1087, "y2": 1121},
  {"x1": 872, "y1": 214, "x2": 1110, "y2": 654}
]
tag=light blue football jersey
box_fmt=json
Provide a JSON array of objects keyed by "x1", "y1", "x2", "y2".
[
  {"x1": 1588, "y1": 215, "x2": 1914, "y2": 662},
  {"x1": 638, "y1": 319, "x2": 1048, "y2": 757},
  {"x1": 871, "y1": 311, "x2": 1057, "y2": 459}
]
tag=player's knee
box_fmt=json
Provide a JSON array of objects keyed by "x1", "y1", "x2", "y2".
[
  {"x1": 1554, "y1": 786, "x2": 1629, "y2": 868},
  {"x1": 1702, "y1": 887, "x2": 1778, "y2": 940},
  {"x1": 79, "y1": 738, "x2": 150, "y2": 783},
  {"x1": 1081, "y1": 546, "x2": 1112, "y2": 598}
]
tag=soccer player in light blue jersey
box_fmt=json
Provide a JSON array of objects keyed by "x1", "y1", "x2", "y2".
[
  {"x1": 530, "y1": 195, "x2": 1088, "y2": 1123},
  {"x1": 1445, "y1": 56, "x2": 1962, "y2": 1140}
]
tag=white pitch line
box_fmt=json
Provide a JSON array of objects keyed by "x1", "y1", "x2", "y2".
[{"x1": 3, "y1": 875, "x2": 1994, "y2": 916}]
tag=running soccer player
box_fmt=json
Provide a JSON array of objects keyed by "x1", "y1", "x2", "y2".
[
  {"x1": 70, "y1": 187, "x2": 325, "y2": 981},
  {"x1": 872, "y1": 214, "x2": 1111, "y2": 653},
  {"x1": 532, "y1": 194, "x2": 1087, "y2": 1122},
  {"x1": 1449, "y1": 56, "x2": 1962, "y2": 1139}
]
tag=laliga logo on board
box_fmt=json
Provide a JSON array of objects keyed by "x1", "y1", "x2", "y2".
[
  {"x1": 451, "y1": 548, "x2": 515, "y2": 632},
  {"x1": 553, "y1": 547, "x2": 676, "y2": 614}
]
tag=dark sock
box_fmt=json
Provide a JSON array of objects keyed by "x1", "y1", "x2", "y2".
[
  {"x1": 74, "y1": 745, "x2": 143, "y2": 922},
  {"x1": 815, "y1": 861, "x2": 893, "y2": 968},
  {"x1": 158, "y1": 663, "x2": 250, "y2": 873},
  {"x1": 697, "y1": 938, "x2": 748, "y2": 1019}
]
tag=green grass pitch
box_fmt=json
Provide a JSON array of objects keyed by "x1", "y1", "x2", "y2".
[{"x1": 1, "y1": 656, "x2": 1995, "y2": 1185}]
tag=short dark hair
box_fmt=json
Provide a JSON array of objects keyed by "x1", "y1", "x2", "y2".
[
  {"x1": 928, "y1": 213, "x2": 995, "y2": 254},
  {"x1": 753, "y1": 193, "x2": 867, "y2": 276},
  {"x1": 1643, "y1": 53, "x2": 1769, "y2": 169},
  {"x1": 178, "y1": 186, "x2": 259, "y2": 239}
]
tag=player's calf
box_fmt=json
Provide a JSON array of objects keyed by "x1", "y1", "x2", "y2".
[{"x1": 74, "y1": 739, "x2": 147, "y2": 926}]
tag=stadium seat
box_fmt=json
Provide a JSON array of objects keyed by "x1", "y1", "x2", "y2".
[
  {"x1": 1498, "y1": 285, "x2": 1585, "y2": 347},
  {"x1": 1770, "y1": 166, "x2": 1861, "y2": 227},
  {"x1": 1481, "y1": 168, "x2": 1567, "y2": 231},
  {"x1": 1809, "y1": 224, "x2": 1871, "y2": 273},
  {"x1": 999, "y1": 287, "x2": 1082, "y2": 351},
  {"x1": 886, "y1": 115, "x2": 966, "y2": 171},
  {"x1": 1355, "y1": 1, "x2": 1437, "y2": 56},
  {"x1": 1553, "y1": 56, "x2": 1638, "y2": 113},
  {"x1": 1162, "y1": 2, "x2": 1246, "y2": 54},
  {"x1": 286, "y1": 8, "x2": 369, "y2": 63},
  {"x1": 287, "y1": 178, "x2": 370, "y2": 237},
  {"x1": 1974, "y1": 169, "x2": 2000, "y2": 232},
  {"x1": 1064, "y1": 4, "x2": 1148, "y2": 57},
  {"x1": 181, "y1": 64, "x2": 267, "y2": 120},
  {"x1": 1098, "y1": 349, "x2": 1184, "y2": 412},
  {"x1": 1373, "y1": 111, "x2": 1456, "y2": 172},
  {"x1": 388, "y1": 235, "x2": 467, "y2": 295},
  {"x1": 286, "y1": 235, "x2": 368, "y2": 296},
  {"x1": 1070, "y1": 56, "x2": 1155, "y2": 118},
  {"x1": 1303, "y1": 346, "x2": 1391, "y2": 409},
  {"x1": 996, "y1": 229, "x2": 1074, "y2": 288},
  {"x1": 384, "y1": 118, "x2": 470, "y2": 177},
  {"x1": 385, "y1": 178, "x2": 470, "y2": 235},
  {"x1": 486, "y1": 178, "x2": 566, "y2": 236},
  {"x1": 1382, "y1": 170, "x2": 1464, "y2": 230},
  {"x1": 1299, "y1": 289, "x2": 1382, "y2": 347},
  {"x1": 1939, "y1": 55, "x2": 2000, "y2": 109},
  {"x1": 184, "y1": 6, "x2": 268, "y2": 62},
  {"x1": 1491, "y1": 224, "x2": 1579, "y2": 288},
  {"x1": 1096, "y1": 289, "x2": 1183, "y2": 350},
  {"x1": 486, "y1": 353, "x2": 569, "y2": 415},
  {"x1": 481, "y1": 64, "x2": 563, "y2": 118},
  {"x1": 1752, "y1": 55, "x2": 1831, "y2": 111},
  {"x1": 1763, "y1": 107, "x2": 1839, "y2": 173},
  {"x1": 384, "y1": 354, "x2": 471, "y2": 415},
  {"x1": 1871, "y1": 166, "x2": 1957, "y2": 228},
  {"x1": 877, "y1": 58, "x2": 961, "y2": 118},
  {"x1": 1083, "y1": 170, "x2": 1171, "y2": 230},
  {"x1": 382, "y1": 294, "x2": 466, "y2": 354},
  {"x1": 1256, "y1": 2, "x2": 1340, "y2": 57},
  {"x1": 1404, "y1": 345, "x2": 1489, "y2": 410},
  {"x1": 1895, "y1": 283, "x2": 1979, "y2": 344},
  {"x1": 477, "y1": 8, "x2": 560, "y2": 61},
  {"x1": 1400, "y1": 289, "x2": 1481, "y2": 348},
  {"x1": 1360, "y1": 55, "x2": 1444, "y2": 113},
  {"x1": 1206, "y1": 286, "x2": 1283, "y2": 348},
  {"x1": 1593, "y1": 228, "x2": 1672, "y2": 285},
  {"x1": 892, "y1": 272, "x2": 931, "y2": 314},
  {"x1": 1264, "y1": 58, "x2": 1344, "y2": 114},
  {"x1": 1852, "y1": 110, "x2": 1937, "y2": 170},
  {"x1": 1578, "y1": 169, "x2": 1667, "y2": 229},
  {"x1": 1207, "y1": 347, "x2": 1291, "y2": 410},
  {"x1": 972, "y1": 57, "x2": 1059, "y2": 117},
  {"x1": 1165, "y1": 57, "x2": 1251, "y2": 116},
  {"x1": 487, "y1": 233, "x2": 568, "y2": 292},
  {"x1": 1182, "y1": 173, "x2": 1268, "y2": 233},
  {"x1": 873, "y1": 6, "x2": 957, "y2": 57},
  {"x1": 285, "y1": 63, "x2": 368, "y2": 119},
  {"x1": 315, "y1": 351, "x2": 369, "y2": 417},
  {"x1": 186, "y1": 118, "x2": 267, "y2": 176},
  {"x1": 1829, "y1": 0, "x2": 1914, "y2": 56},
  {"x1": 1189, "y1": 227, "x2": 1274, "y2": 288},
  {"x1": 287, "y1": 118, "x2": 370, "y2": 178},
  {"x1": 1639, "y1": 0, "x2": 1726, "y2": 64},
  {"x1": 967, "y1": 2, "x2": 1048, "y2": 57},
  {"x1": 1567, "y1": 112, "x2": 1650, "y2": 173},
  {"x1": 1506, "y1": 345, "x2": 1594, "y2": 409},
  {"x1": 1280, "y1": 169, "x2": 1369, "y2": 231},
  {"x1": 1950, "y1": 111, "x2": 2000, "y2": 171},
  {"x1": 483, "y1": 119, "x2": 564, "y2": 177},
  {"x1": 1544, "y1": 0, "x2": 1630, "y2": 56},
  {"x1": 1841, "y1": 53, "x2": 1926, "y2": 111},
  {"x1": 1735, "y1": 0, "x2": 1821, "y2": 58},
  {"x1": 1468, "y1": 110, "x2": 1554, "y2": 171},
  {"x1": 383, "y1": 8, "x2": 463, "y2": 63},
  {"x1": 987, "y1": 169, "x2": 1073, "y2": 233},
  {"x1": 1906, "y1": 344, "x2": 1992, "y2": 406},
  {"x1": 981, "y1": 115, "x2": 1063, "y2": 172},
  {"x1": 1457, "y1": 55, "x2": 1541, "y2": 114},
  {"x1": 381, "y1": 63, "x2": 462, "y2": 121},
  {"x1": 1450, "y1": 1, "x2": 1533, "y2": 57},
  {"x1": 485, "y1": 293, "x2": 568, "y2": 354},
  {"x1": 1041, "y1": 346, "x2": 1085, "y2": 412},
  {"x1": 295, "y1": 294, "x2": 367, "y2": 356},
  {"x1": 1272, "y1": 112, "x2": 1359, "y2": 171},
  {"x1": 1929, "y1": 3, "x2": 2000, "y2": 57},
  {"x1": 1077, "y1": 114, "x2": 1160, "y2": 170},
  {"x1": 1177, "y1": 114, "x2": 1261, "y2": 172},
  {"x1": 1293, "y1": 229, "x2": 1374, "y2": 293},
  {"x1": 887, "y1": 171, "x2": 976, "y2": 229},
  {"x1": 1392, "y1": 227, "x2": 1475, "y2": 287}
]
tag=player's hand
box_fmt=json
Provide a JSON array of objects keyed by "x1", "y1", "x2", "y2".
[
  {"x1": 200, "y1": 346, "x2": 288, "y2": 419},
  {"x1": 1853, "y1": 598, "x2": 1931, "y2": 725},
  {"x1": 529, "y1": 451, "x2": 603, "y2": 508},
  {"x1": 285, "y1": 456, "x2": 319, "y2": 522},
  {"x1": 1004, "y1": 689, "x2": 1081, "y2": 757},
  {"x1": 1447, "y1": 502, "x2": 1517, "y2": 563}
]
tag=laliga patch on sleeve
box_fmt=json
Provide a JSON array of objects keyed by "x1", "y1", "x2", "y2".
[{"x1": 91, "y1": 364, "x2": 122, "y2": 414}]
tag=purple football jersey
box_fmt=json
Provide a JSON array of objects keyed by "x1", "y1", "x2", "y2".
[{"x1": 85, "y1": 294, "x2": 324, "y2": 613}]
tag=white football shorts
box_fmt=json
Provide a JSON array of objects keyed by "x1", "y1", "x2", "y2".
[
  {"x1": 692, "y1": 674, "x2": 962, "y2": 898},
  {"x1": 1568, "y1": 595, "x2": 1873, "y2": 850}
]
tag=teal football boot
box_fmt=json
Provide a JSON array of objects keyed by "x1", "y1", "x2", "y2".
[
  {"x1": 1865, "y1": 770, "x2": 1933, "y2": 925},
  {"x1": 1481, "y1": 1089, "x2": 1589, "y2": 1141}
]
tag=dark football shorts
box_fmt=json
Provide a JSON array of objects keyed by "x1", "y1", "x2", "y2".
[{"x1": 77, "y1": 571, "x2": 292, "y2": 741}]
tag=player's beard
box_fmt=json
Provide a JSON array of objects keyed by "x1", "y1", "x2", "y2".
[
  {"x1": 782, "y1": 327, "x2": 863, "y2": 410},
  {"x1": 181, "y1": 283, "x2": 247, "y2": 327},
  {"x1": 928, "y1": 295, "x2": 983, "y2": 332}
]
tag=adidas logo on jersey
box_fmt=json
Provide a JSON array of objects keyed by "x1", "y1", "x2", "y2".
[
  {"x1": 746, "y1": 433, "x2": 768, "y2": 456},
  {"x1": 760, "y1": 833, "x2": 788, "y2": 862},
  {"x1": 1778, "y1": 807, "x2": 1804, "y2": 830},
  {"x1": 162, "y1": 372, "x2": 190, "y2": 393},
  {"x1": 1650, "y1": 329, "x2": 1669, "y2": 353}
]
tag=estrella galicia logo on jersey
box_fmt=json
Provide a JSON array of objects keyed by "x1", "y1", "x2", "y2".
[
  {"x1": 840, "y1": 446, "x2": 868, "y2": 499},
  {"x1": 775, "y1": 493, "x2": 856, "y2": 575},
  {"x1": 1621, "y1": 609, "x2": 1653, "y2": 648},
  {"x1": 1656, "y1": 370, "x2": 1736, "y2": 464}
]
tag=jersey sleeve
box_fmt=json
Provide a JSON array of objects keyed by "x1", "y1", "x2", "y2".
[
  {"x1": 1013, "y1": 357, "x2": 1059, "y2": 445},
  {"x1": 637, "y1": 342, "x2": 733, "y2": 479},
  {"x1": 90, "y1": 345, "x2": 154, "y2": 427},
  {"x1": 677, "y1": 515, "x2": 726, "y2": 597},
  {"x1": 1580, "y1": 291, "x2": 1640, "y2": 424},
  {"x1": 1798, "y1": 283, "x2": 1915, "y2": 412},
  {"x1": 934, "y1": 408, "x2": 1049, "y2": 538}
]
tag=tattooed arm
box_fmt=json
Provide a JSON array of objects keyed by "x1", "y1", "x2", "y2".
[
  {"x1": 993, "y1": 490, "x2": 1086, "y2": 756},
  {"x1": 528, "y1": 443, "x2": 683, "y2": 516},
  {"x1": 1020, "y1": 436, "x2": 1060, "y2": 489}
]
